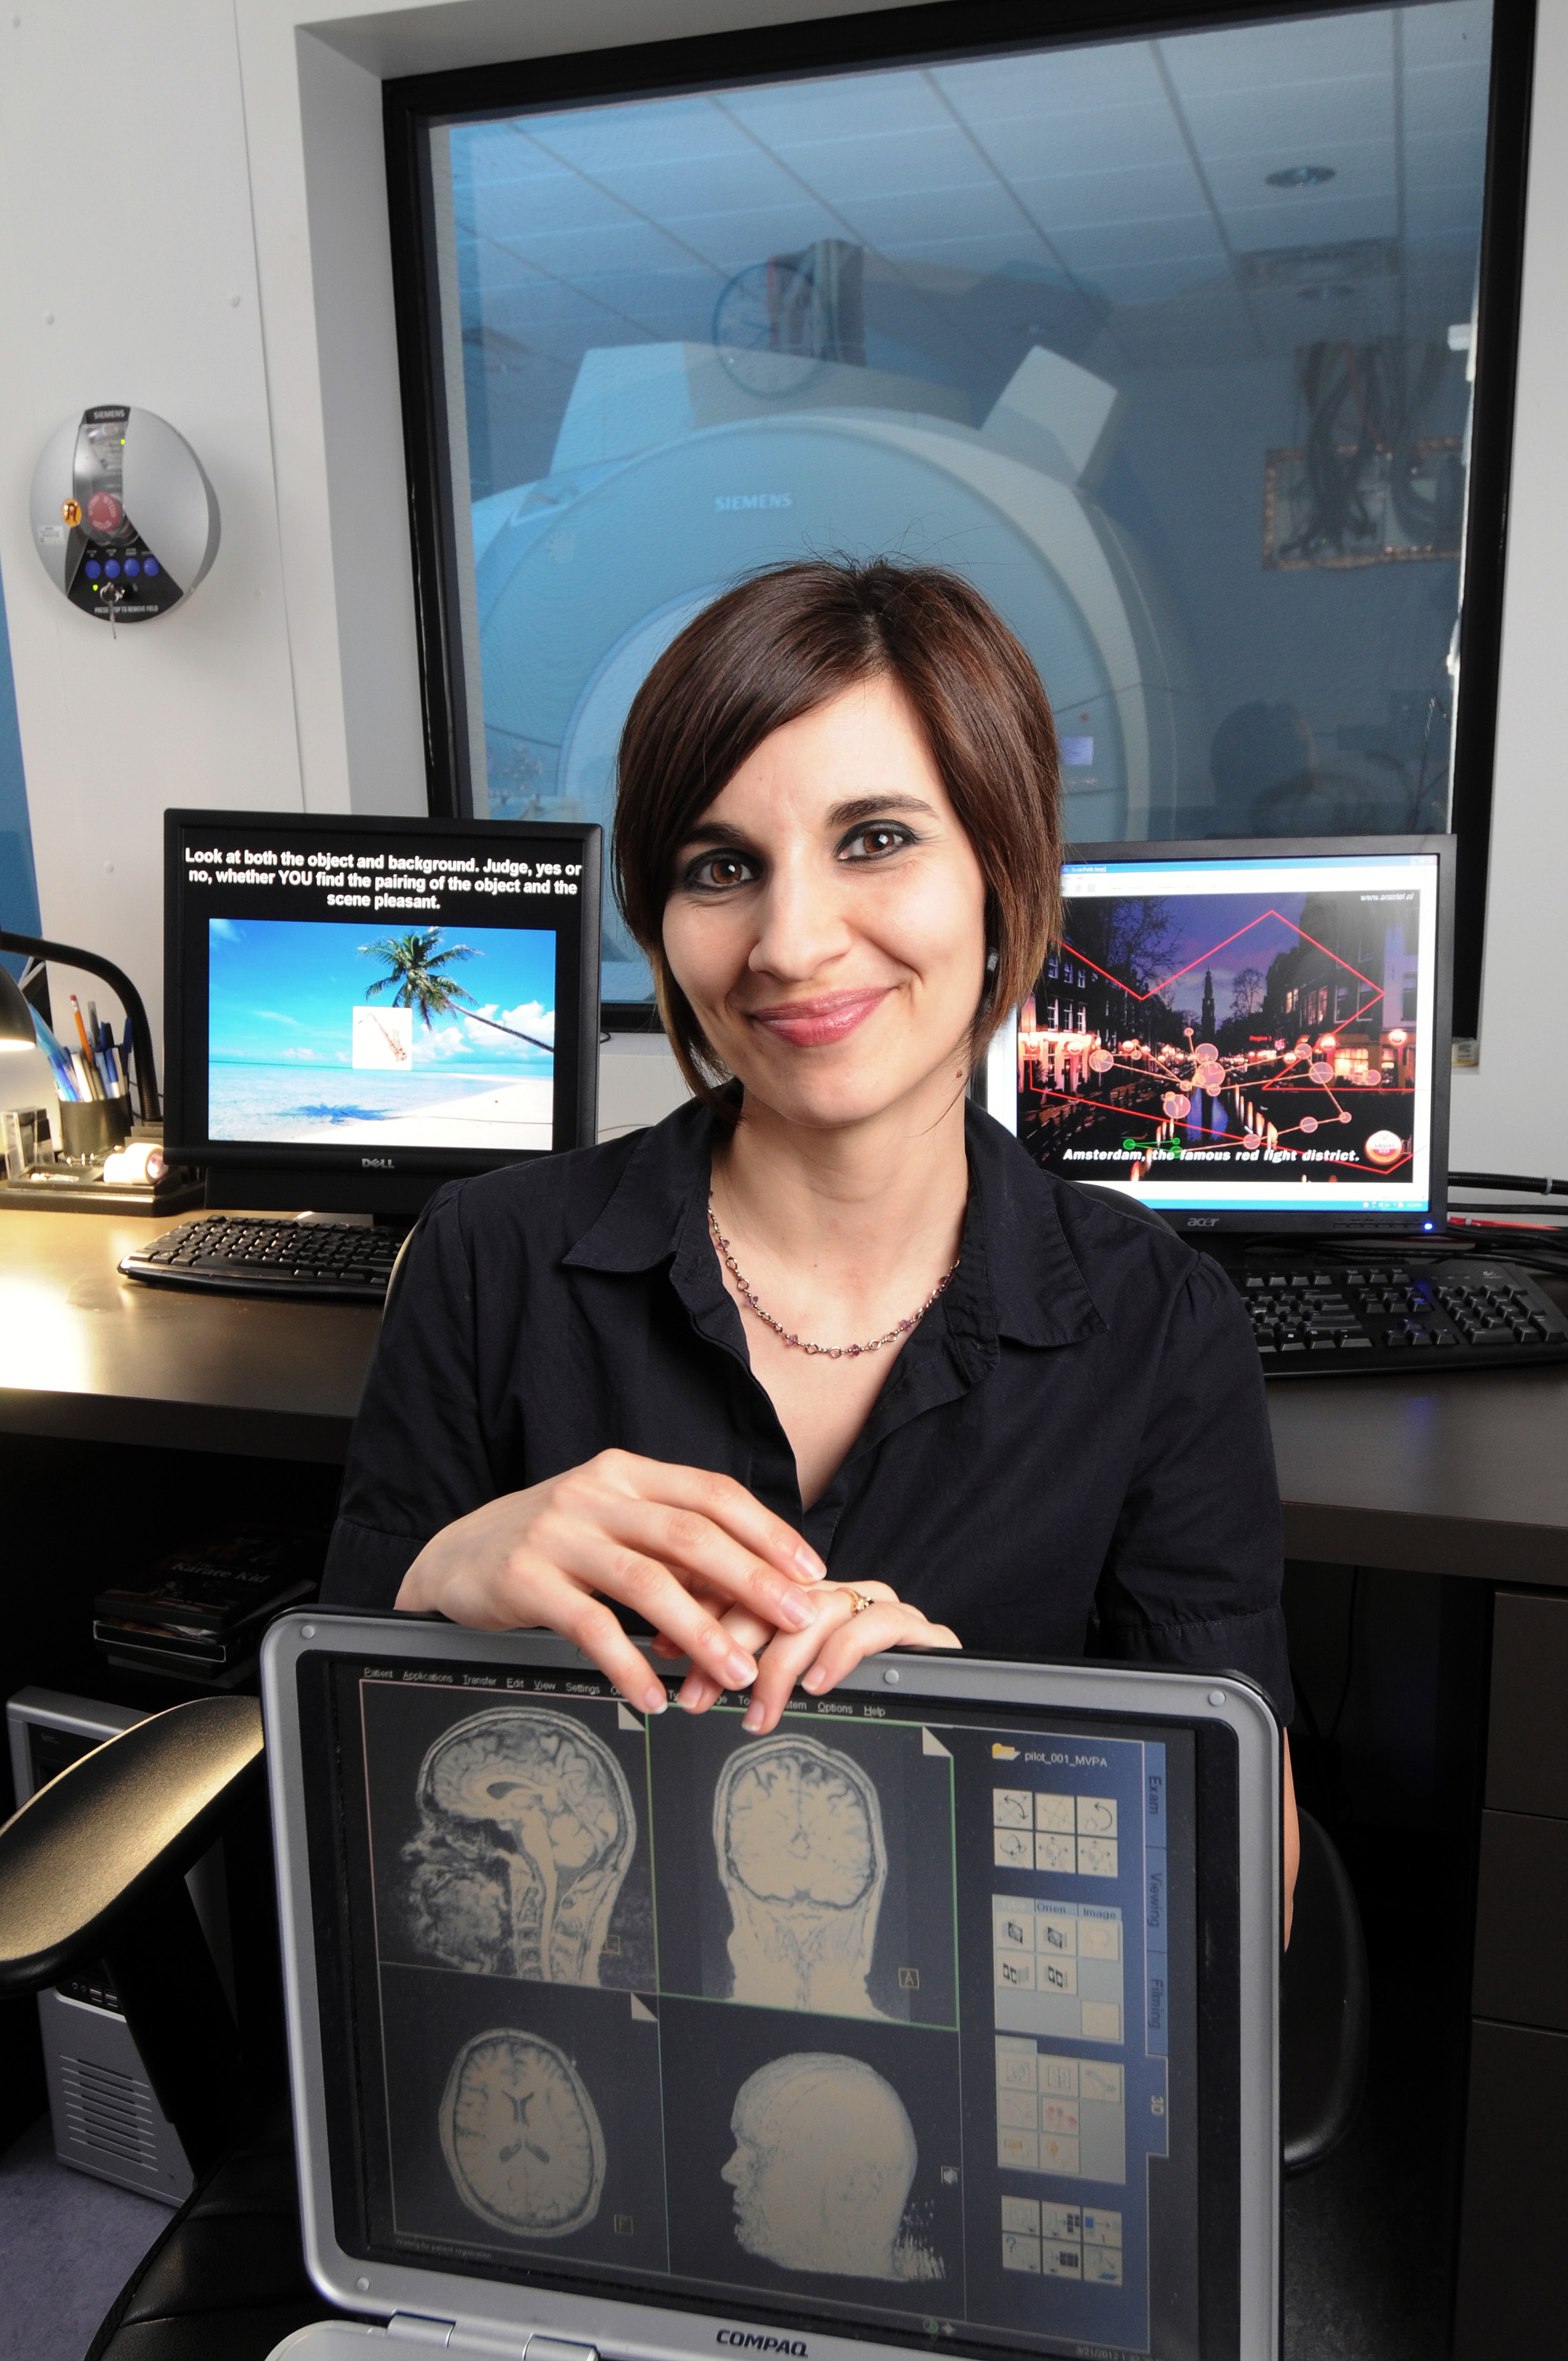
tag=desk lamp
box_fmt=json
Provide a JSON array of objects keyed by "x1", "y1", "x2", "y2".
[
  {"x1": 0, "y1": 929, "x2": 160, "y2": 1120},
  {"x1": 0, "y1": 963, "x2": 54, "y2": 1173},
  {"x1": 0, "y1": 960, "x2": 31, "y2": 1056}
]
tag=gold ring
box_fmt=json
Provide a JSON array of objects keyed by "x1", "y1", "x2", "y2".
[{"x1": 844, "y1": 1588, "x2": 873, "y2": 1615}]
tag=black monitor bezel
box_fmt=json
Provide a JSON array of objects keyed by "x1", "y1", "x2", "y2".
[
  {"x1": 1009, "y1": 831, "x2": 1455, "y2": 1240},
  {"x1": 164, "y1": 807, "x2": 601, "y2": 1182}
]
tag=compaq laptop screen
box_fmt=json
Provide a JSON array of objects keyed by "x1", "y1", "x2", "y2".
[
  {"x1": 987, "y1": 839, "x2": 1452, "y2": 1236},
  {"x1": 294, "y1": 1650, "x2": 1245, "y2": 2361}
]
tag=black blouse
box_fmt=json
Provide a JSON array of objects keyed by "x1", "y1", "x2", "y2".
[{"x1": 323, "y1": 1099, "x2": 1292, "y2": 1717}]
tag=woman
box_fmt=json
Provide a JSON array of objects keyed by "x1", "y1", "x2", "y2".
[{"x1": 324, "y1": 559, "x2": 1297, "y2": 1915}]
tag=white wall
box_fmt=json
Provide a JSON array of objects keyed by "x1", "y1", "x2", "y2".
[
  {"x1": 0, "y1": 4, "x2": 305, "y2": 1034},
  {"x1": 0, "y1": 0, "x2": 1559, "y2": 1166}
]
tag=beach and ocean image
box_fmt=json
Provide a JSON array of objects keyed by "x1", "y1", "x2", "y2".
[{"x1": 208, "y1": 918, "x2": 557, "y2": 1150}]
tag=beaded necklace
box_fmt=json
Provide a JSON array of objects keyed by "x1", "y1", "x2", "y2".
[{"x1": 707, "y1": 1197, "x2": 958, "y2": 1361}]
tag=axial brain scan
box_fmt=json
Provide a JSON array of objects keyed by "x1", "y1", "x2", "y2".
[
  {"x1": 714, "y1": 1736, "x2": 887, "y2": 2016},
  {"x1": 404, "y1": 1709, "x2": 635, "y2": 1984},
  {"x1": 723, "y1": 2052, "x2": 939, "y2": 2282},
  {"x1": 441, "y1": 2028, "x2": 605, "y2": 2237}
]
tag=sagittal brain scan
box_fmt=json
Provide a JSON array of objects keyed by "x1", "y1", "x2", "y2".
[
  {"x1": 441, "y1": 2028, "x2": 606, "y2": 2237},
  {"x1": 724, "y1": 2052, "x2": 941, "y2": 2282},
  {"x1": 715, "y1": 1736, "x2": 888, "y2": 2017},
  {"x1": 405, "y1": 1709, "x2": 636, "y2": 1984}
]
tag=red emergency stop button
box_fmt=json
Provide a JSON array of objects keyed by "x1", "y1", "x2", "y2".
[{"x1": 86, "y1": 490, "x2": 124, "y2": 533}]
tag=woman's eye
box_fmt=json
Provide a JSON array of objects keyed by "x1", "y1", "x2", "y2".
[
  {"x1": 839, "y1": 825, "x2": 915, "y2": 862},
  {"x1": 684, "y1": 852, "x2": 758, "y2": 891}
]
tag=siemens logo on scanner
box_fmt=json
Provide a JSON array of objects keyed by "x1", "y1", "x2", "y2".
[{"x1": 717, "y1": 2333, "x2": 808, "y2": 2353}]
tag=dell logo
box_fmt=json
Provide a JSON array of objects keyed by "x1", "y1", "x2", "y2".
[
  {"x1": 361, "y1": 1157, "x2": 395, "y2": 1169},
  {"x1": 717, "y1": 2336, "x2": 807, "y2": 2354}
]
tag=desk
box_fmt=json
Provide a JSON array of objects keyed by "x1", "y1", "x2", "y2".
[
  {"x1": 0, "y1": 1208, "x2": 375, "y2": 1461},
  {"x1": 6, "y1": 1214, "x2": 1568, "y2": 1554},
  {"x1": 1271, "y1": 1367, "x2": 1568, "y2": 1585},
  {"x1": 1, "y1": 1210, "x2": 1563, "y2": 2356}
]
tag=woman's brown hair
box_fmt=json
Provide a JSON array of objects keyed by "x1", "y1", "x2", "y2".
[{"x1": 614, "y1": 557, "x2": 1062, "y2": 1109}]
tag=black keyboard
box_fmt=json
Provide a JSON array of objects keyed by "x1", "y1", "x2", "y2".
[
  {"x1": 120, "y1": 1216, "x2": 404, "y2": 1302},
  {"x1": 1236, "y1": 1257, "x2": 1568, "y2": 1376}
]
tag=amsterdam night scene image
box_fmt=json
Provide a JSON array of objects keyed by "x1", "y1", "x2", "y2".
[{"x1": 1019, "y1": 886, "x2": 1421, "y2": 1192}]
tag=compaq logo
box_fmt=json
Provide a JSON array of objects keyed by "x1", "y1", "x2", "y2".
[
  {"x1": 361, "y1": 1157, "x2": 395, "y2": 1169},
  {"x1": 717, "y1": 2334, "x2": 806, "y2": 2353}
]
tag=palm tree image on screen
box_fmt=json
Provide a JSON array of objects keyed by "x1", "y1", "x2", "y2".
[{"x1": 361, "y1": 929, "x2": 555, "y2": 1054}]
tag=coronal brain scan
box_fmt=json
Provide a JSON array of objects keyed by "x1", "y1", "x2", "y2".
[
  {"x1": 404, "y1": 1709, "x2": 635, "y2": 1983},
  {"x1": 714, "y1": 1736, "x2": 887, "y2": 2016},
  {"x1": 441, "y1": 2028, "x2": 606, "y2": 2237},
  {"x1": 723, "y1": 2053, "x2": 940, "y2": 2282}
]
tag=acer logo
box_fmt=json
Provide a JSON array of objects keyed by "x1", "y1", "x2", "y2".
[{"x1": 1185, "y1": 1217, "x2": 1219, "y2": 1229}]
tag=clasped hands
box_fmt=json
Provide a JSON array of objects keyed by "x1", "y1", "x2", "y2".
[{"x1": 395, "y1": 1447, "x2": 959, "y2": 1734}]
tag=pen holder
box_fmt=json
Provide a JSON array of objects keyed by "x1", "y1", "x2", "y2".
[{"x1": 56, "y1": 1095, "x2": 134, "y2": 1157}]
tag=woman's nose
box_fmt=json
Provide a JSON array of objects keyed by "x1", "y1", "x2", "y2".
[{"x1": 748, "y1": 859, "x2": 853, "y2": 981}]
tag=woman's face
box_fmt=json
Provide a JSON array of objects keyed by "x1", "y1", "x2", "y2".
[{"x1": 661, "y1": 676, "x2": 988, "y2": 1133}]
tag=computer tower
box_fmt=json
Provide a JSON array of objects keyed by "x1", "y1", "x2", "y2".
[{"x1": 5, "y1": 1688, "x2": 232, "y2": 2206}]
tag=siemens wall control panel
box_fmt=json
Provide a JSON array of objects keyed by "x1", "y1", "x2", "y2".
[{"x1": 31, "y1": 406, "x2": 220, "y2": 623}]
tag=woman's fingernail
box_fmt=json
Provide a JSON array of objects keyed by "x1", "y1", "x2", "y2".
[
  {"x1": 802, "y1": 1665, "x2": 825, "y2": 1691},
  {"x1": 795, "y1": 1546, "x2": 827, "y2": 1580},
  {"x1": 778, "y1": 1591, "x2": 817, "y2": 1631},
  {"x1": 725, "y1": 1649, "x2": 758, "y2": 1687},
  {"x1": 644, "y1": 1683, "x2": 668, "y2": 1715},
  {"x1": 743, "y1": 1702, "x2": 766, "y2": 1732}
]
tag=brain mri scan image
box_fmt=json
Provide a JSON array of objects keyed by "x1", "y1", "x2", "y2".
[
  {"x1": 404, "y1": 1709, "x2": 636, "y2": 1983},
  {"x1": 714, "y1": 1735, "x2": 888, "y2": 2016},
  {"x1": 723, "y1": 2053, "x2": 941, "y2": 2282},
  {"x1": 441, "y1": 2028, "x2": 606, "y2": 2237}
]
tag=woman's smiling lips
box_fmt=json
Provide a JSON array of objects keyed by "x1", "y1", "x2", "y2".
[{"x1": 743, "y1": 988, "x2": 892, "y2": 1048}]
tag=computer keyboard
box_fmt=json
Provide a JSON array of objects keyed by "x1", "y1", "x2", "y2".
[
  {"x1": 120, "y1": 1215, "x2": 404, "y2": 1302},
  {"x1": 1236, "y1": 1257, "x2": 1568, "y2": 1375}
]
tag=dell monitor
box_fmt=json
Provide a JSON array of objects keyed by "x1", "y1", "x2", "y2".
[
  {"x1": 164, "y1": 811, "x2": 600, "y2": 1220},
  {"x1": 986, "y1": 837, "x2": 1454, "y2": 1241}
]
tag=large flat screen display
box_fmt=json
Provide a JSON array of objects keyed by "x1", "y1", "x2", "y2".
[
  {"x1": 988, "y1": 838, "x2": 1452, "y2": 1233},
  {"x1": 165, "y1": 811, "x2": 600, "y2": 1176},
  {"x1": 389, "y1": 0, "x2": 1513, "y2": 1022}
]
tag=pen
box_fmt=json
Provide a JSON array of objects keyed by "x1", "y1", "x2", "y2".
[{"x1": 96, "y1": 1022, "x2": 124, "y2": 1096}]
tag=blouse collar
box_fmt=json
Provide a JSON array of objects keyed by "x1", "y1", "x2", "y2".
[{"x1": 563, "y1": 1096, "x2": 1105, "y2": 1356}]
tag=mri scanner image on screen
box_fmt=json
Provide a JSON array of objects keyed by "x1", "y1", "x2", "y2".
[{"x1": 427, "y1": 7, "x2": 1492, "y2": 1003}]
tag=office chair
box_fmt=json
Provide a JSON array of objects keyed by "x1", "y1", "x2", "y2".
[
  {"x1": 0, "y1": 1698, "x2": 352, "y2": 2359},
  {"x1": 0, "y1": 1702, "x2": 1371, "y2": 2359},
  {"x1": 1282, "y1": 1807, "x2": 1371, "y2": 2173}
]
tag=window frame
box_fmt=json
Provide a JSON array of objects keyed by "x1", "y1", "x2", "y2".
[{"x1": 383, "y1": 0, "x2": 1536, "y2": 1035}]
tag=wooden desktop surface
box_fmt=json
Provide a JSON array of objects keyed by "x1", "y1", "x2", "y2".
[
  {"x1": 0, "y1": 1206, "x2": 379, "y2": 1462},
  {"x1": 2, "y1": 1210, "x2": 1565, "y2": 1576}
]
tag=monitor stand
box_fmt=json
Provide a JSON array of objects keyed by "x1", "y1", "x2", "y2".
[{"x1": 202, "y1": 1164, "x2": 434, "y2": 1226}]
